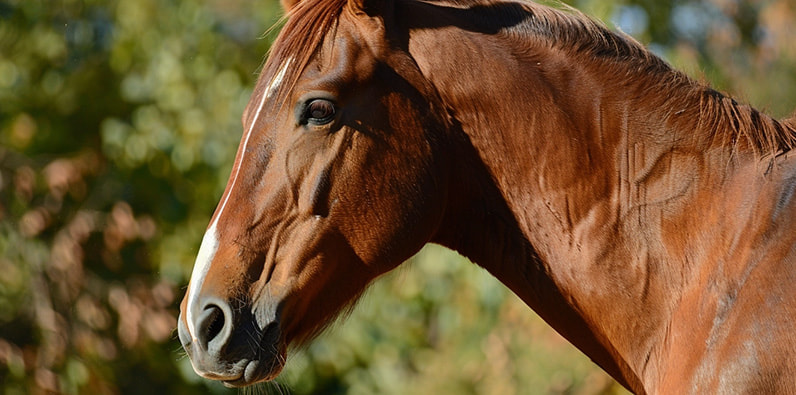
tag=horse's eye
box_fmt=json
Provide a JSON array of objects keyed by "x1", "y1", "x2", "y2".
[{"x1": 303, "y1": 99, "x2": 336, "y2": 125}]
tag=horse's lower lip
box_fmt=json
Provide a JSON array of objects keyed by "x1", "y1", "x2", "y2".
[
  {"x1": 221, "y1": 355, "x2": 285, "y2": 387},
  {"x1": 221, "y1": 361, "x2": 257, "y2": 388}
]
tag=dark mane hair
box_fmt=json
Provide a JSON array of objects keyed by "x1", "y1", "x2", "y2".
[
  {"x1": 258, "y1": 0, "x2": 796, "y2": 155},
  {"x1": 697, "y1": 89, "x2": 796, "y2": 156},
  {"x1": 513, "y1": 1, "x2": 796, "y2": 155}
]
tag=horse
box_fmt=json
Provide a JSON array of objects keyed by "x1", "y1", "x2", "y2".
[{"x1": 177, "y1": 0, "x2": 796, "y2": 392}]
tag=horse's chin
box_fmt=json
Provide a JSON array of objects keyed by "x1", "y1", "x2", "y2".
[{"x1": 220, "y1": 349, "x2": 287, "y2": 388}]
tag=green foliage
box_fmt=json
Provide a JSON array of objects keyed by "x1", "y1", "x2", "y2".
[
  {"x1": 0, "y1": 0, "x2": 794, "y2": 394},
  {"x1": 0, "y1": 0, "x2": 281, "y2": 393}
]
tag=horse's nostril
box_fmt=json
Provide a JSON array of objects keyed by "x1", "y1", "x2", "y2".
[
  {"x1": 206, "y1": 306, "x2": 224, "y2": 342},
  {"x1": 196, "y1": 300, "x2": 232, "y2": 351}
]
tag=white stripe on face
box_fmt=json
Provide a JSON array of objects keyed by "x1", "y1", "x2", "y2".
[
  {"x1": 185, "y1": 222, "x2": 219, "y2": 341},
  {"x1": 184, "y1": 58, "x2": 293, "y2": 341}
]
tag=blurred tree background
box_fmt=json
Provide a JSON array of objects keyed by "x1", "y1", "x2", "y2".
[{"x1": 0, "y1": 0, "x2": 793, "y2": 393}]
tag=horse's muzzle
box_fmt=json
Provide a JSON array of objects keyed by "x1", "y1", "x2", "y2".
[{"x1": 177, "y1": 296, "x2": 285, "y2": 387}]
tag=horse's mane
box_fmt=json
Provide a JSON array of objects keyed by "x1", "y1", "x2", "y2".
[
  {"x1": 697, "y1": 89, "x2": 796, "y2": 156},
  {"x1": 262, "y1": 0, "x2": 796, "y2": 156},
  {"x1": 488, "y1": 0, "x2": 796, "y2": 156}
]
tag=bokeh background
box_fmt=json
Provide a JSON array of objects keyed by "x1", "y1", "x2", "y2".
[{"x1": 1, "y1": 0, "x2": 794, "y2": 393}]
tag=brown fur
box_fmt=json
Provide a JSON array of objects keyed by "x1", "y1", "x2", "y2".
[{"x1": 179, "y1": 0, "x2": 796, "y2": 392}]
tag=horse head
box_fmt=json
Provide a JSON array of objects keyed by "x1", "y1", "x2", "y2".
[
  {"x1": 177, "y1": 0, "x2": 796, "y2": 391},
  {"x1": 177, "y1": 0, "x2": 454, "y2": 386}
]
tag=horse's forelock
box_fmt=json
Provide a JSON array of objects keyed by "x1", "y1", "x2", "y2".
[{"x1": 259, "y1": 0, "x2": 349, "y2": 107}]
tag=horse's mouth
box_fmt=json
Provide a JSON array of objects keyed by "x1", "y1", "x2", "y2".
[
  {"x1": 218, "y1": 349, "x2": 287, "y2": 388},
  {"x1": 177, "y1": 306, "x2": 289, "y2": 387}
]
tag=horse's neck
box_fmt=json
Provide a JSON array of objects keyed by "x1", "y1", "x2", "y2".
[{"x1": 413, "y1": 21, "x2": 792, "y2": 392}]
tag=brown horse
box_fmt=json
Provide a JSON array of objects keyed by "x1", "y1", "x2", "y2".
[{"x1": 177, "y1": 0, "x2": 796, "y2": 392}]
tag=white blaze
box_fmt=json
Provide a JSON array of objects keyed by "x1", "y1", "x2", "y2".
[
  {"x1": 185, "y1": 58, "x2": 293, "y2": 341},
  {"x1": 185, "y1": 223, "x2": 219, "y2": 341}
]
